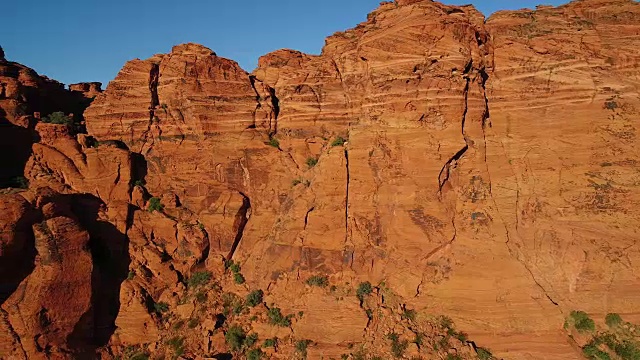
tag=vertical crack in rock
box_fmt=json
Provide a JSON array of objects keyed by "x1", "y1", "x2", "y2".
[
  {"x1": 248, "y1": 75, "x2": 261, "y2": 129},
  {"x1": 344, "y1": 148, "x2": 351, "y2": 246},
  {"x1": 226, "y1": 193, "x2": 251, "y2": 261},
  {"x1": 267, "y1": 85, "x2": 280, "y2": 137},
  {"x1": 247, "y1": 75, "x2": 279, "y2": 136},
  {"x1": 437, "y1": 62, "x2": 472, "y2": 193},
  {"x1": 140, "y1": 63, "x2": 160, "y2": 153},
  {"x1": 471, "y1": 27, "x2": 561, "y2": 309},
  {"x1": 303, "y1": 207, "x2": 315, "y2": 230}
]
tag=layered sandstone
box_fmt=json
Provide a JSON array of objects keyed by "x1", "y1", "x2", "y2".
[{"x1": 1, "y1": 0, "x2": 640, "y2": 359}]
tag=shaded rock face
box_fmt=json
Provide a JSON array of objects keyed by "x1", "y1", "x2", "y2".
[
  {"x1": 0, "y1": 50, "x2": 101, "y2": 188},
  {"x1": 1, "y1": 0, "x2": 640, "y2": 359}
]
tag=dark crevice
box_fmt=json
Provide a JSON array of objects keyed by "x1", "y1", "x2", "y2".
[
  {"x1": 248, "y1": 75, "x2": 262, "y2": 130},
  {"x1": 303, "y1": 207, "x2": 315, "y2": 230},
  {"x1": 140, "y1": 63, "x2": 160, "y2": 153},
  {"x1": 68, "y1": 194, "x2": 131, "y2": 349},
  {"x1": 344, "y1": 149, "x2": 350, "y2": 245},
  {"x1": 438, "y1": 76, "x2": 471, "y2": 193},
  {"x1": 226, "y1": 192, "x2": 251, "y2": 261},
  {"x1": 266, "y1": 85, "x2": 280, "y2": 137}
]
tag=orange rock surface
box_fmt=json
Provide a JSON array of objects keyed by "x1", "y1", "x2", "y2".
[{"x1": 1, "y1": 0, "x2": 640, "y2": 359}]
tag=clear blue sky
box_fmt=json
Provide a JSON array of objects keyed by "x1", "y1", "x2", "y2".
[{"x1": 2, "y1": 0, "x2": 567, "y2": 87}]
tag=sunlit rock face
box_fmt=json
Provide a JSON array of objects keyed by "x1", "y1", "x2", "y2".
[{"x1": 2, "y1": 0, "x2": 640, "y2": 359}]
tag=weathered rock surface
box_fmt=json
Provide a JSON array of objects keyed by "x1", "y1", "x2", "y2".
[
  {"x1": 0, "y1": 49, "x2": 102, "y2": 188},
  {"x1": 2, "y1": 0, "x2": 640, "y2": 359}
]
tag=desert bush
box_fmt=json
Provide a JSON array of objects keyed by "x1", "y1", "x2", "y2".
[
  {"x1": 153, "y1": 302, "x2": 169, "y2": 314},
  {"x1": 402, "y1": 308, "x2": 417, "y2": 321},
  {"x1": 267, "y1": 137, "x2": 280, "y2": 148},
  {"x1": 570, "y1": 310, "x2": 596, "y2": 333},
  {"x1": 165, "y1": 336, "x2": 185, "y2": 357},
  {"x1": 267, "y1": 307, "x2": 292, "y2": 327},
  {"x1": 225, "y1": 325, "x2": 246, "y2": 351},
  {"x1": 247, "y1": 348, "x2": 264, "y2": 360},
  {"x1": 306, "y1": 157, "x2": 318, "y2": 168},
  {"x1": 306, "y1": 275, "x2": 329, "y2": 287},
  {"x1": 263, "y1": 338, "x2": 277, "y2": 348},
  {"x1": 356, "y1": 282, "x2": 373, "y2": 302},
  {"x1": 148, "y1": 197, "x2": 164, "y2": 212},
  {"x1": 246, "y1": 290, "x2": 264, "y2": 307},
  {"x1": 387, "y1": 333, "x2": 408, "y2": 358},
  {"x1": 234, "y1": 272, "x2": 246, "y2": 284},
  {"x1": 188, "y1": 271, "x2": 212, "y2": 288},
  {"x1": 331, "y1": 136, "x2": 346, "y2": 147},
  {"x1": 296, "y1": 340, "x2": 312, "y2": 358},
  {"x1": 477, "y1": 347, "x2": 494, "y2": 360},
  {"x1": 42, "y1": 112, "x2": 73, "y2": 126},
  {"x1": 605, "y1": 313, "x2": 623, "y2": 328}
]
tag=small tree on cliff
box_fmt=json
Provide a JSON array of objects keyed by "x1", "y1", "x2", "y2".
[{"x1": 42, "y1": 112, "x2": 73, "y2": 127}]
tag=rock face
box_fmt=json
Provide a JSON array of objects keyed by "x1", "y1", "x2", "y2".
[
  {"x1": 2, "y1": 0, "x2": 640, "y2": 359},
  {"x1": 0, "y1": 49, "x2": 102, "y2": 188}
]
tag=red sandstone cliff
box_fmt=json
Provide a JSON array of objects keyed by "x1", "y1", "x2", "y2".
[{"x1": 1, "y1": 0, "x2": 640, "y2": 359}]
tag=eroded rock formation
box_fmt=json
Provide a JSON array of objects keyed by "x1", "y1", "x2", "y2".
[{"x1": 1, "y1": 0, "x2": 640, "y2": 359}]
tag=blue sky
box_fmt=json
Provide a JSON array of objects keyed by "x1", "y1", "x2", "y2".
[{"x1": 2, "y1": 0, "x2": 567, "y2": 86}]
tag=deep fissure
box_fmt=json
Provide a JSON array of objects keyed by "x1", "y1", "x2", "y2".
[
  {"x1": 267, "y1": 85, "x2": 280, "y2": 136},
  {"x1": 226, "y1": 193, "x2": 251, "y2": 261},
  {"x1": 344, "y1": 148, "x2": 350, "y2": 245},
  {"x1": 438, "y1": 75, "x2": 473, "y2": 193}
]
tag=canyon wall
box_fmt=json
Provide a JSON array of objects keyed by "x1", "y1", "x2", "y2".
[{"x1": 1, "y1": 0, "x2": 639, "y2": 359}]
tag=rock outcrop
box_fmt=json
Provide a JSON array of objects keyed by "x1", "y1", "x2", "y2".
[
  {"x1": 0, "y1": 49, "x2": 102, "y2": 188},
  {"x1": 1, "y1": 0, "x2": 640, "y2": 359}
]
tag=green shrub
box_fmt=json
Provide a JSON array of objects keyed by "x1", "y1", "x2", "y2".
[
  {"x1": 477, "y1": 347, "x2": 493, "y2": 360},
  {"x1": 613, "y1": 340, "x2": 640, "y2": 359},
  {"x1": 246, "y1": 290, "x2": 264, "y2": 307},
  {"x1": 267, "y1": 137, "x2": 280, "y2": 148},
  {"x1": 439, "y1": 315, "x2": 454, "y2": 330},
  {"x1": 583, "y1": 341, "x2": 612, "y2": 360},
  {"x1": 245, "y1": 333, "x2": 258, "y2": 347},
  {"x1": 133, "y1": 179, "x2": 146, "y2": 187},
  {"x1": 232, "y1": 302, "x2": 245, "y2": 315},
  {"x1": 605, "y1": 313, "x2": 623, "y2": 328},
  {"x1": 267, "y1": 307, "x2": 292, "y2": 327},
  {"x1": 292, "y1": 178, "x2": 303, "y2": 186},
  {"x1": 445, "y1": 355, "x2": 463, "y2": 360},
  {"x1": 188, "y1": 271, "x2": 212, "y2": 288},
  {"x1": 153, "y1": 302, "x2": 169, "y2": 314},
  {"x1": 263, "y1": 338, "x2": 277, "y2": 348},
  {"x1": 165, "y1": 336, "x2": 185, "y2": 356},
  {"x1": 42, "y1": 112, "x2": 73, "y2": 126},
  {"x1": 8, "y1": 176, "x2": 29, "y2": 189},
  {"x1": 188, "y1": 318, "x2": 199, "y2": 329},
  {"x1": 295, "y1": 340, "x2": 312, "y2": 358},
  {"x1": 247, "y1": 348, "x2": 264, "y2": 360},
  {"x1": 225, "y1": 325, "x2": 246, "y2": 351},
  {"x1": 234, "y1": 272, "x2": 246, "y2": 284},
  {"x1": 413, "y1": 333, "x2": 425, "y2": 347},
  {"x1": 387, "y1": 333, "x2": 408, "y2": 358},
  {"x1": 570, "y1": 310, "x2": 596, "y2": 333},
  {"x1": 195, "y1": 291, "x2": 207, "y2": 303},
  {"x1": 402, "y1": 308, "x2": 417, "y2": 321},
  {"x1": 306, "y1": 275, "x2": 329, "y2": 287},
  {"x1": 128, "y1": 352, "x2": 150, "y2": 360},
  {"x1": 306, "y1": 157, "x2": 318, "y2": 168},
  {"x1": 229, "y1": 262, "x2": 241, "y2": 274},
  {"x1": 148, "y1": 197, "x2": 164, "y2": 212},
  {"x1": 331, "y1": 136, "x2": 346, "y2": 147},
  {"x1": 127, "y1": 271, "x2": 135, "y2": 280},
  {"x1": 356, "y1": 282, "x2": 373, "y2": 302},
  {"x1": 172, "y1": 320, "x2": 185, "y2": 330}
]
